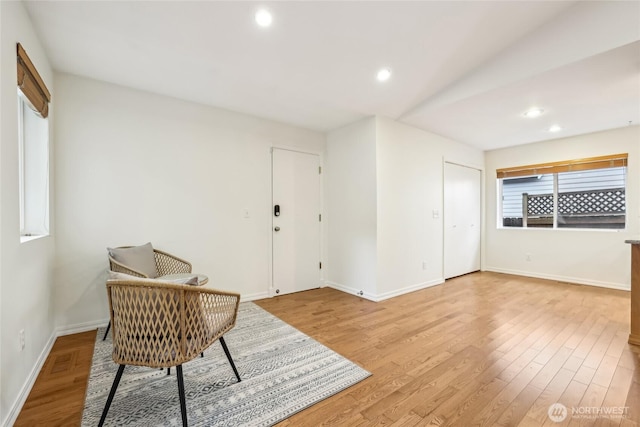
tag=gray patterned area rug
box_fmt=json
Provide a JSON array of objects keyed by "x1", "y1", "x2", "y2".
[{"x1": 82, "y1": 302, "x2": 370, "y2": 426}]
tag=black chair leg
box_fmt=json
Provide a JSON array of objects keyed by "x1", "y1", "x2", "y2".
[
  {"x1": 98, "y1": 364, "x2": 126, "y2": 427},
  {"x1": 176, "y1": 365, "x2": 188, "y2": 427},
  {"x1": 219, "y1": 337, "x2": 241, "y2": 382},
  {"x1": 169, "y1": 353, "x2": 201, "y2": 375},
  {"x1": 102, "y1": 321, "x2": 111, "y2": 341}
]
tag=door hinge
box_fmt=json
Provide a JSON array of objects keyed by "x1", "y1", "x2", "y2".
[
  {"x1": 319, "y1": 166, "x2": 322, "y2": 174},
  {"x1": 319, "y1": 214, "x2": 322, "y2": 222},
  {"x1": 319, "y1": 262, "x2": 322, "y2": 269}
]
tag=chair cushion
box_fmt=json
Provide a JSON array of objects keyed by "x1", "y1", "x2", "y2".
[
  {"x1": 157, "y1": 273, "x2": 206, "y2": 286},
  {"x1": 107, "y1": 243, "x2": 158, "y2": 278},
  {"x1": 108, "y1": 270, "x2": 199, "y2": 285},
  {"x1": 166, "y1": 275, "x2": 199, "y2": 285},
  {"x1": 107, "y1": 271, "x2": 147, "y2": 281}
]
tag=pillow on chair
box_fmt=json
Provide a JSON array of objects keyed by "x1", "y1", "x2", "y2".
[{"x1": 107, "y1": 242, "x2": 158, "y2": 278}]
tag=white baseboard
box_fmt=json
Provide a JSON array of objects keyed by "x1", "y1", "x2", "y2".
[
  {"x1": 3, "y1": 331, "x2": 57, "y2": 427},
  {"x1": 324, "y1": 281, "x2": 377, "y2": 301},
  {"x1": 325, "y1": 278, "x2": 445, "y2": 302},
  {"x1": 241, "y1": 291, "x2": 269, "y2": 302},
  {"x1": 56, "y1": 318, "x2": 109, "y2": 337},
  {"x1": 484, "y1": 267, "x2": 630, "y2": 291},
  {"x1": 375, "y1": 279, "x2": 445, "y2": 301}
]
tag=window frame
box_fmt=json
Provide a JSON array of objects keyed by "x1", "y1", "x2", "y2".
[
  {"x1": 18, "y1": 90, "x2": 26, "y2": 235},
  {"x1": 16, "y1": 43, "x2": 51, "y2": 243},
  {"x1": 497, "y1": 156, "x2": 627, "y2": 232},
  {"x1": 18, "y1": 89, "x2": 51, "y2": 242}
]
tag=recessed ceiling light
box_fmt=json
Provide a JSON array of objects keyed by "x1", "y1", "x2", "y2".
[
  {"x1": 549, "y1": 124, "x2": 562, "y2": 133},
  {"x1": 377, "y1": 68, "x2": 392, "y2": 82},
  {"x1": 255, "y1": 9, "x2": 273, "y2": 27},
  {"x1": 523, "y1": 108, "x2": 544, "y2": 118}
]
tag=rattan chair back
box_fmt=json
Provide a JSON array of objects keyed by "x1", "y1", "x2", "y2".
[
  {"x1": 108, "y1": 247, "x2": 193, "y2": 277},
  {"x1": 106, "y1": 279, "x2": 240, "y2": 368}
]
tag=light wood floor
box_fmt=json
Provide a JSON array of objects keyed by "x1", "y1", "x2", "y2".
[
  {"x1": 15, "y1": 272, "x2": 640, "y2": 426},
  {"x1": 14, "y1": 330, "x2": 96, "y2": 427}
]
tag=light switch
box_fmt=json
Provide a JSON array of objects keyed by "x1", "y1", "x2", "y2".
[
  {"x1": 432, "y1": 209, "x2": 440, "y2": 219},
  {"x1": 242, "y1": 209, "x2": 250, "y2": 219}
]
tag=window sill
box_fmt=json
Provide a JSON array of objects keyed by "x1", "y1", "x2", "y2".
[
  {"x1": 497, "y1": 226, "x2": 626, "y2": 233},
  {"x1": 20, "y1": 234, "x2": 49, "y2": 243}
]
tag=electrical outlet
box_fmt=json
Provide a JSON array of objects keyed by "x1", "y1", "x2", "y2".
[
  {"x1": 526, "y1": 253, "x2": 532, "y2": 262},
  {"x1": 19, "y1": 329, "x2": 25, "y2": 351},
  {"x1": 422, "y1": 261, "x2": 427, "y2": 270}
]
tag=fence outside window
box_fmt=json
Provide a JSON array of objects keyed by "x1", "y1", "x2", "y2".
[{"x1": 498, "y1": 157, "x2": 626, "y2": 230}]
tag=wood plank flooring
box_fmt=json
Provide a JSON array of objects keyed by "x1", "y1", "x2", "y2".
[
  {"x1": 14, "y1": 272, "x2": 640, "y2": 426},
  {"x1": 14, "y1": 330, "x2": 96, "y2": 427}
]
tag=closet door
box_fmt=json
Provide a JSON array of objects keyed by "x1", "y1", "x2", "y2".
[{"x1": 444, "y1": 162, "x2": 481, "y2": 279}]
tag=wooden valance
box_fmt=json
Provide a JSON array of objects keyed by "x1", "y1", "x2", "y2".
[
  {"x1": 496, "y1": 153, "x2": 628, "y2": 179},
  {"x1": 17, "y1": 43, "x2": 51, "y2": 118}
]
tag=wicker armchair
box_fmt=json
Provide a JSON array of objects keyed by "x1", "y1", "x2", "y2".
[
  {"x1": 103, "y1": 247, "x2": 193, "y2": 341},
  {"x1": 99, "y1": 279, "x2": 241, "y2": 427}
]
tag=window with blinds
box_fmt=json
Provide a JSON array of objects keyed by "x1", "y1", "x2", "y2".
[
  {"x1": 498, "y1": 154, "x2": 627, "y2": 230},
  {"x1": 17, "y1": 43, "x2": 50, "y2": 241}
]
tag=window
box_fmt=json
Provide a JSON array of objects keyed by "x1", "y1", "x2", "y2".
[
  {"x1": 17, "y1": 43, "x2": 51, "y2": 241},
  {"x1": 498, "y1": 154, "x2": 627, "y2": 230},
  {"x1": 18, "y1": 91, "x2": 50, "y2": 239}
]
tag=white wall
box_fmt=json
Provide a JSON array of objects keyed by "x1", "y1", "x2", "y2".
[
  {"x1": 53, "y1": 73, "x2": 325, "y2": 331},
  {"x1": 375, "y1": 117, "x2": 484, "y2": 298},
  {"x1": 485, "y1": 125, "x2": 640, "y2": 289},
  {"x1": 325, "y1": 116, "x2": 484, "y2": 301},
  {"x1": 0, "y1": 2, "x2": 56, "y2": 425},
  {"x1": 0, "y1": 1, "x2": 3, "y2": 417},
  {"x1": 325, "y1": 117, "x2": 378, "y2": 297}
]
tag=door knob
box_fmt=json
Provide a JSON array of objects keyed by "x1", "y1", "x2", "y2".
[{"x1": 274, "y1": 226, "x2": 280, "y2": 232}]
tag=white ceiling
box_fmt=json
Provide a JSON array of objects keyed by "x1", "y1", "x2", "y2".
[{"x1": 24, "y1": 1, "x2": 640, "y2": 150}]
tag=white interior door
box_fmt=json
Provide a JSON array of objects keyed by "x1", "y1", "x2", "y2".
[
  {"x1": 272, "y1": 148, "x2": 321, "y2": 296},
  {"x1": 444, "y1": 162, "x2": 481, "y2": 279}
]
